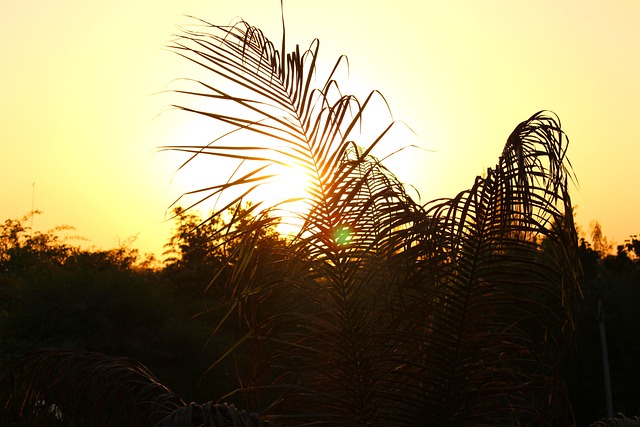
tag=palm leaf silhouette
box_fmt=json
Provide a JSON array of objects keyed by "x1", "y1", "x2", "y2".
[
  {"x1": 162, "y1": 17, "x2": 581, "y2": 426},
  {"x1": 393, "y1": 111, "x2": 581, "y2": 425},
  {"x1": 0, "y1": 346, "x2": 274, "y2": 426}
]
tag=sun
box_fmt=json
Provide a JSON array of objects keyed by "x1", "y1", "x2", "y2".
[
  {"x1": 252, "y1": 164, "x2": 314, "y2": 235},
  {"x1": 265, "y1": 164, "x2": 312, "y2": 204}
]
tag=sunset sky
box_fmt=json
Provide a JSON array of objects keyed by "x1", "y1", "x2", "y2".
[{"x1": 2, "y1": 1, "x2": 639, "y2": 258}]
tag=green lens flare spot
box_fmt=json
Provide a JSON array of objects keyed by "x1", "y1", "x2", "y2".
[{"x1": 333, "y1": 225, "x2": 353, "y2": 246}]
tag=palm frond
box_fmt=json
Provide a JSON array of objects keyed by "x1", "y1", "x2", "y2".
[
  {"x1": 0, "y1": 346, "x2": 183, "y2": 426},
  {"x1": 165, "y1": 16, "x2": 580, "y2": 427},
  {"x1": 156, "y1": 401, "x2": 275, "y2": 427},
  {"x1": 164, "y1": 19, "x2": 399, "y2": 225},
  {"x1": 0, "y1": 346, "x2": 275, "y2": 427},
  {"x1": 164, "y1": 18, "x2": 426, "y2": 424},
  {"x1": 391, "y1": 111, "x2": 580, "y2": 425}
]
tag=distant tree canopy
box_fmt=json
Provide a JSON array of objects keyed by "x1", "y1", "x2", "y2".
[
  {"x1": 568, "y1": 230, "x2": 640, "y2": 425},
  {"x1": 163, "y1": 206, "x2": 224, "y2": 274},
  {"x1": 0, "y1": 206, "x2": 283, "y2": 409}
]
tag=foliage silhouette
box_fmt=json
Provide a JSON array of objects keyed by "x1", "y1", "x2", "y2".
[
  {"x1": 568, "y1": 234, "x2": 640, "y2": 425},
  {"x1": 0, "y1": 213, "x2": 235, "y2": 412},
  {"x1": 0, "y1": 346, "x2": 274, "y2": 427},
  {"x1": 0, "y1": 212, "x2": 282, "y2": 425},
  {"x1": 161, "y1": 17, "x2": 581, "y2": 426}
]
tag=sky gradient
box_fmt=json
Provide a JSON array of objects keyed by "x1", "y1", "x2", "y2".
[{"x1": 2, "y1": 1, "x2": 639, "y2": 258}]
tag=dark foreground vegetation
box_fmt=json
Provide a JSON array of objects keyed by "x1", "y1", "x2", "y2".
[
  {"x1": 1, "y1": 11, "x2": 639, "y2": 427},
  {"x1": 0, "y1": 208, "x2": 280, "y2": 426},
  {"x1": 1, "y1": 211, "x2": 639, "y2": 426}
]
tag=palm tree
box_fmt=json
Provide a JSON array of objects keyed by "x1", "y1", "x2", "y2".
[
  {"x1": 160, "y1": 16, "x2": 581, "y2": 426},
  {"x1": 1, "y1": 13, "x2": 581, "y2": 427}
]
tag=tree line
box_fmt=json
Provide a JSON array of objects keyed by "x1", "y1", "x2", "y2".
[
  {"x1": 568, "y1": 227, "x2": 640, "y2": 425},
  {"x1": 0, "y1": 207, "x2": 282, "y2": 406}
]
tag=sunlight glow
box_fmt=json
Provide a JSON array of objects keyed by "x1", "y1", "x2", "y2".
[
  {"x1": 256, "y1": 164, "x2": 314, "y2": 236},
  {"x1": 264, "y1": 165, "x2": 312, "y2": 205}
]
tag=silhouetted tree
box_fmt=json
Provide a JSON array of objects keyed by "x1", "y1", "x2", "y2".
[
  {"x1": 0, "y1": 213, "x2": 222, "y2": 404},
  {"x1": 567, "y1": 229, "x2": 640, "y2": 425},
  {"x1": 159, "y1": 16, "x2": 581, "y2": 426}
]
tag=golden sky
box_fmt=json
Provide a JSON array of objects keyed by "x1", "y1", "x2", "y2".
[{"x1": 2, "y1": 1, "x2": 639, "y2": 257}]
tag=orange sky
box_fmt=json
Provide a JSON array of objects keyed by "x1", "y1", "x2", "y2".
[{"x1": 2, "y1": 1, "x2": 639, "y2": 258}]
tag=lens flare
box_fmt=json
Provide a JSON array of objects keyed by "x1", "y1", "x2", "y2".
[{"x1": 332, "y1": 225, "x2": 353, "y2": 246}]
